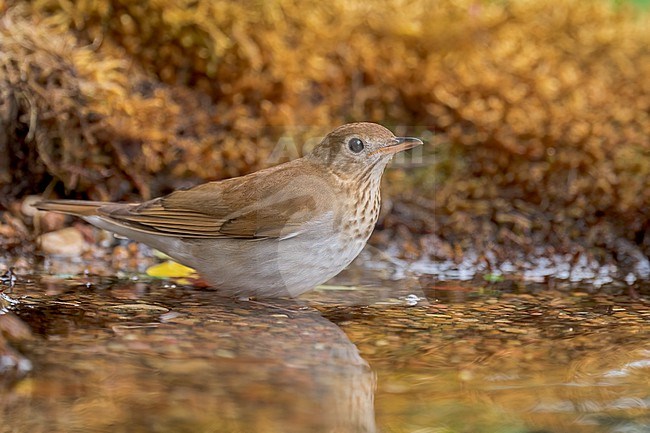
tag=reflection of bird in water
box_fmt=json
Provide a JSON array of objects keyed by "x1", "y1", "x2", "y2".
[
  {"x1": 221, "y1": 300, "x2": 378, "y2": 433},
  {"x1": 309, "y1": 319, "x2": 377, "y2": 433}
]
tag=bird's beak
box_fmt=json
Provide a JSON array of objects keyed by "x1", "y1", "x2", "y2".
[{"x1": 371, "y1": 136, "x2": 424, "y2": 156}]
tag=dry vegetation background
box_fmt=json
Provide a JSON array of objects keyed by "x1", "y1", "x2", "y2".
[{"x1": 0, "y1": 0, "x2": 649, "y2": 268}]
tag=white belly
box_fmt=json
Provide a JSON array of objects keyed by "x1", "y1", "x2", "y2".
[
  {"x1": 180, "y1": 229, "x2": 368, "y2": 298},
  {"x1": 87, "y1": 215, "x2": 369, "y2": 298}
]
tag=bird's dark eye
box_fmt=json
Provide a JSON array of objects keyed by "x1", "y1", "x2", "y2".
[{"x1": 348, "y1": 138, "x2": 365, "y2": 153}]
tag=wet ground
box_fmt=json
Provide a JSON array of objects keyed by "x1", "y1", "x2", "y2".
[{"x1": 1, "y1": 248, "x2": 649, "y2": 433}]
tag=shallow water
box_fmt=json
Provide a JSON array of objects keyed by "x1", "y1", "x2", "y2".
[{"x1": 1, "y1": 255, "x2": 649, "y2": 433}]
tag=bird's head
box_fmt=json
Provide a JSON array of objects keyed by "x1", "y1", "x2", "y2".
[{"x1": 307, "y1": 122, "x2": 423, "y2": 180}]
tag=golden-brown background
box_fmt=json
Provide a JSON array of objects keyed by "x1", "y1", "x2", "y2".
[{"x1": 1, "y1": 0, "x2": 649, "y2": 264}]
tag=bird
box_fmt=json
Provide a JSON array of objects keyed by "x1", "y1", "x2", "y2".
[{"x1": 35, "y1": 122, "x2": 423, "y2": 298}]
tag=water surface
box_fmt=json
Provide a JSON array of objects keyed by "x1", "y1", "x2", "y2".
[{"x1": 1, "y1": 256, "x2": 649, "y2": 433}]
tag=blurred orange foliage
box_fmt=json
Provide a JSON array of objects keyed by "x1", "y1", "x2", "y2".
[{"x1": 1, "y1": 0, "x2": 648, "y2": 259}]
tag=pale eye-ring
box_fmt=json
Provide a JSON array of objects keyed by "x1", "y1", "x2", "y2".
[{"x1": 348, "y1": 138, "x2": 365, "y2": 153}]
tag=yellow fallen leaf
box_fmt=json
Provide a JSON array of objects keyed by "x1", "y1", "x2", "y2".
[{"x1": 146, "y1": 261, "x2": 196, "y2": 278}]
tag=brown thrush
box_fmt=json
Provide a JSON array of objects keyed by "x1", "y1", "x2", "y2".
[{"x1": 36, "y1": 123, "x2": 423, "y2": 297}]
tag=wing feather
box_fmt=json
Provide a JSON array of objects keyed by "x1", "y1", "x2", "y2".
[{"x1": 95, "y1": 161, "x2": 329, "y2": 239}]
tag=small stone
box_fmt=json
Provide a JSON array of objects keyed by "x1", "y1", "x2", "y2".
[
  {"x1": 426, "y1": 313, "x2": 451, "y2": 319},
  {"x1": 40, "y1": 212, "x2": 67, "y2": 233},
  {"x1": 20, "y1": 195, "x2": 41, "y2": 217},
  {"x1": 215, "y1": 349, "x2": 236, "y2": 358},
  {"x1": 25, "y1": 196, "x2": 66, "y2": 231},
  {"x1": 499, "y1": 327, "x2": 528, "y2": 334},
  {"x1": 37, "y1": 227, "x2": 89, "y2": 256},
  {"x1": 457, "y1": 318, "x2": 480, "y2": 323},
  {"x1": 104, "y1": 304, "x2": 170, "y2": 313},
  {"x1": 159, "y1": 311, "x2": 182, "y2": 322}
]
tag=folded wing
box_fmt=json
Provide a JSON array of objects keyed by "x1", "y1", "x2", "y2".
[{"x1": 98, "y1": 163, "x2": 328, "y2": 239}]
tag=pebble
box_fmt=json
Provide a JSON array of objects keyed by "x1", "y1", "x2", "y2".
[
  {"x1": 20, "y1": 195, "x2": 41, "y2": 217},
  {"x1": 37, "y1": 227, "x2": 89, "y2": 256},
  {"x1": 499, "y1": 327, "x2": 528, "y2": 334},
  {"x1": 24, "y1": 196, "x2": 67, "y2": 231},
  {"x1": 104, "y1": 304, "x2": 170, "y2": 313},
  {"x1": 215, "y1": 349, "x2": 236, "y2": 358}
]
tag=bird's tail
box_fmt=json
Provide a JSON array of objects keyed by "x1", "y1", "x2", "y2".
[{"x1": 34, "y1": 200, "x2": 110, "y2": 217}]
